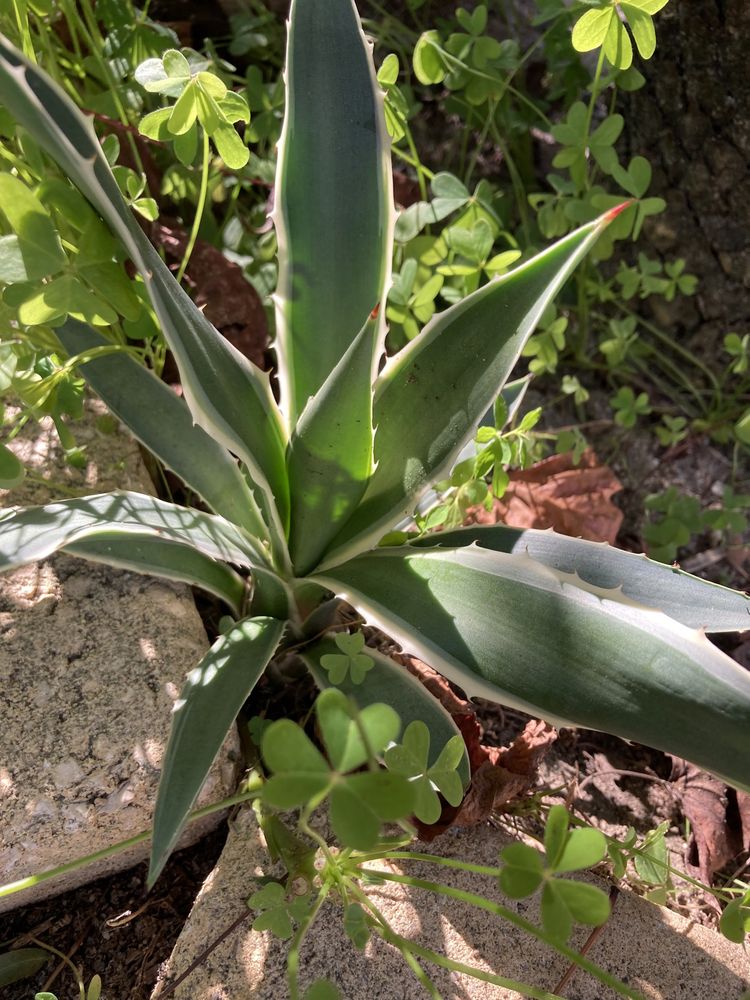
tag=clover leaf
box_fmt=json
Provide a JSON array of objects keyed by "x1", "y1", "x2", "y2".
[
  {"x1": 344, "y1": 902, "x2": 370, "y2": 950},
  {"x1": 136, "y1": 49, "x2": 250, "y2": 168},
  {"x1": 320, "y1": 631, "x2": 374, "y2": 685},
  {"x1": 610, "y1": 385, "x2": 651, "y2": 427},
  {"x1": 246, "y1": 881, "x2": 311, "y2": 940},
  {"x1": 261, "y1": 690, "x2": 414, "y2": 850},
  {"x1": 498, "y1": 806, "x2": 610, "y2": 942},
  {"x1": 572, "y1": 0, "x2": 670, "y2": 71},
  {"x1": 384, "y1": 721, "x2": 465, "y2": 824}
]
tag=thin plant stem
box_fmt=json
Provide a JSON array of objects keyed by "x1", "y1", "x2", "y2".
[
  {"x1": 70, "y1": 0, "x2": 146, "y2": 174},
  {"x1": 28, "y1": 936, "x2": 85, "y2": 999},
  {"x1": 177, "y1": 129, "x2": 211, "y2": 283},
  {"x1": 553, "y1": 887, "x2": 619, "y2": 994},
  {"x1": 286, "y1": 881, "x2": 333, "y2": 1000},
  {"x1": 0, "y1": 787, "x2": 261, "y2": 900},
  {"x1": 376, "y1": 925, "x2": 567, "y2": 1000},
  {"x1": 11, "y1": 0, "x2": 35, "y2": 61},
  {"x1": 392, "y1": 144, "x2": 435, "y2": 180},
  {"x1": 362, "y1": 869, "x2": 646, "y2": 1000},
  {"x1": 505, "y1": 80, "x2": 553, "y2": 128},
  {"x1": 583, "y1": 48, "x2": 606, "y2": 168},
  {"x1": 354, "y1": 849, "x2": 504, "y2": 878},
  {"x1": 433, "y1": 44, "x2": 552, "y2": 129},
  {"x1": 616, "y1": 302, "x2": 722, "y2": 398},
  {"x1": 347, "y1": 881, "x2": 445, "y2": 1000},
  {"x1": 157, "y1": 910, "x2": 252, "y2": 999},
  {"x1": 403, "y1": 120, "x2": 430, "y2": 202},
  {"x1": 463, "y1": 96, "x2": 498, "y2": 187},
  {"x1": 574, "y1": 47, "x2": 606, "y2": 355},
  {"x1": 489, "y1": 118, "x2": 530, "y2": 242},
  {"x1": 630, "y1": 353, "x2": 705, "y2": 417}
]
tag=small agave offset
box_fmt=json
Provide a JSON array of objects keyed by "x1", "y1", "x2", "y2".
[{"x1": 0, "y1": 0, "x2": 748, "y2": 888}]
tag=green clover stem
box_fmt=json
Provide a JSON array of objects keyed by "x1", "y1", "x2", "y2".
[
  {"x1": 176, "y1": 128, "x2": 211, "y2": 283},
  {"x1": 354, "y1": 849, "x2": 505, "y2": 877},
  {"x1": 375, "y1": 925, "x2": 565, "y2": 1000},
  {"x1": 0, "y1": 786, "x2": 262, "y2": 901},
  {"x1": 287, "y1": 880, "x2": 334, "y2": 1000},
  {"x1": 363, "y1": 869, "x2": 645, "y2": 1000},
  {"x1": 346, "y1": 880, "x2": 444, "y2": 999}
]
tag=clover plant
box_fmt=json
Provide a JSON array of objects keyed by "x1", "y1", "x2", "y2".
[{"x1": 0, "y1": 0, "x2": 749, "y2": 894}]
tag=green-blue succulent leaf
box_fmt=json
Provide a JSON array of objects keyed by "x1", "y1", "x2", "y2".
[
  {"x1": 274, "y1": 0, "x2": 392, "y2": 421},
  {"x1": 312, "y1": 545, "x2": 750, "y2": 793},
  {"x1": 320, "y1": 212, "x2": 619, "y2": 566},
  {"x1": 63, "y1": 532, "x2": 246, "y2": 616},
  {"x1": 0, "y1": 492, "x2": 266, "y2": 571},
  {"x1": 56, "y1": 320, "x2": 269, "y2": 541},
  {"x1": 287, "y1": 315, "x2": 378, "y2": 574},
  {"x1": 407, "y1": 524, "x2": 750, "y2": 633},
  {"x1": 149, "y1": 616, "x2": 286, "y2": 885}
]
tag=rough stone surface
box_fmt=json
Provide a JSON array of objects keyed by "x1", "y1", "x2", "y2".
[
  {"x1": 154, "y1": 809, "x2": 750, "y2": 1000},
  {"x1": 0, "y1": 404, "x2": 240, "y2": 912}
]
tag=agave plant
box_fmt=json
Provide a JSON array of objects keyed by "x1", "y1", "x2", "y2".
[{"x1": 0, "y1": 0, "x2": 748, "y2": 889}]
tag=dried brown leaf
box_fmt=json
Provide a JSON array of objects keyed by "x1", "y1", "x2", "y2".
[
  {"x1": 669, "y1": 757, "x2": 743, "y2": 882},
  {"x1": 466, "y1": 449, "x2": 623, "y2": 544},
  {"x1": 736, "y1": 790, "x2": 750, "y2": 852}
]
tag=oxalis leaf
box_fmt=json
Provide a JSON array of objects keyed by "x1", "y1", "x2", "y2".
[
  {"x1": 247, "y1": 882, "x2": 311, "y2": 940},
  {"x1": 319, "y1": 631, "x2": 375, "y2": 685},
  {"x1": 261, "y1": 689, "x2": 414, "y2": 850},
  {"x1": 384, "y1": 721, "x2": 464, "y2": 824},
  {"x1": 499, "y1": 807, "x2": 610, "y2": 943},
  {"x1": 303, "y1": 639, "x2": 471, "y2": 789}
]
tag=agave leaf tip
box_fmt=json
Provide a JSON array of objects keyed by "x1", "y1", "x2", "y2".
[{"x1": 602, "y1": 200, "x2": 635, "y2": 224}]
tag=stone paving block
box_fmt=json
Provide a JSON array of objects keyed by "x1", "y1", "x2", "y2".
[
  {"x1": 0, "y1": 404, "x2": 239, "y2": 912},
  {"x1": 153, "y1": 808, "x2": 750, "y2": 1000}
]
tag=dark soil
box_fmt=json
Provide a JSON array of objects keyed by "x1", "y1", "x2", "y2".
[{"x1": 0, "y1": 828, "x2": 227, "y2": 1000}]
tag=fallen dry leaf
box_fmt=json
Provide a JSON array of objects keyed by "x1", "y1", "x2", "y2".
[
  {"x1": 465, "y1": 448, "x2": 623, "y2": 544},
  {"x1": 669, "y1": 757, "x2": 745, "y2": 882},
  {"x1": 737, "y1": 791, "x2": 750, "y2": 849}
]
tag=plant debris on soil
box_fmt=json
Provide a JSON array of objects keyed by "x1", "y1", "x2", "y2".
[{"x1": 466, "y1": 448, "x2": 624, "y2": 544}]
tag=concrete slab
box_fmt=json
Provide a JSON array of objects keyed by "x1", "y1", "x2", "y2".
[
  {"x1": 153, "y1": 808, "x2": 750, "y2": 1000},
  {"x1": 0, "y1": 403, "x2": 240, "y2": 912}
]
